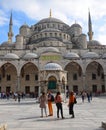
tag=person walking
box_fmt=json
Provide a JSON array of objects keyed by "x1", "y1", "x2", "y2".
[
  {"x1": 47, "y1": 90, "x2": 53, "y2": 116},
  {"x1": 68, "y1": 91, "x2": 75, "y2": 118},
  {"x1": 55, "y1": 91, "x2": 64, "y2": 119},
  {"x1": 39, "y1": 92, "x2": 47, "y2": 117}
]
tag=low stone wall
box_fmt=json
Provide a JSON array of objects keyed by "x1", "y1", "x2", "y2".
[
  {"x1": 0, "y1": 124, "x2": 7, "y2": 130},
  {"x1": 102, "y1": 122, "x2": 106, "y2": 130}
]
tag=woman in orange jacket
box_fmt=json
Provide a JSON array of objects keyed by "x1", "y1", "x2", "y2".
[{"x1": 68, "y1": 91, "x2": 75, "y2": 118}]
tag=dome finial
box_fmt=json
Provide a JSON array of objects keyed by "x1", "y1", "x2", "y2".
[{"x1": 49, "y1": 9, "x2": 52, "y2": 18}]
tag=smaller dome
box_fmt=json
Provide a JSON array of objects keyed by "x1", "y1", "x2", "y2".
[
  {"x1": 82, "y1": 52, "x2": 99, "y2": 59},
  {"x1": 70, "y1": 23, "x2": 82, "y2": 28},
  {"x1": 43, "y1": 47, "x2": 60, "y2": 53},
  {"x1": 44, "y1": 63, "x2": 62, "y2": 70},
  {"x1": 64, "y1": 52, "x2": 80, "y2": 60},
  {"x1": 20, "y1": 23, "x2": 29, "y2": 29},
  {"x1": 23, "y1": 53, "x2": 38, "y2": 60},
  {"x1": 88, "y1": 40, "x2": 101, "y2": 46},
  {"x1": 4, "y1": 53, "x2": 19, "y2": 60},
  {"x1": 102, "y1": 53, "x2": 106, "y2": 59},
  {"x1": 1, "y1": 42, "x2": 14, "y2": 47}
]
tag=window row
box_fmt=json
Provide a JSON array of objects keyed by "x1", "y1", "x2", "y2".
[{"x1": 0, "y1": 74, "x2": 38, "y2": 81}]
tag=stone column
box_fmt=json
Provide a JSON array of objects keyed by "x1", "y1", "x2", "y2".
[
  {"x1": 104, "y1": 74, "x2": 106, "y2": 91},
  {"x1": 82, "y1": 74, "x2": 86, "y2": 90},
  {"x1": 17, "y1": 76, "x2": 20, "y2": 92}
]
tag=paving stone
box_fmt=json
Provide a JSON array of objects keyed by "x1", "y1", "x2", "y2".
[{"x1": 0, "y1": 97, "x2": 106, "y2": 130}]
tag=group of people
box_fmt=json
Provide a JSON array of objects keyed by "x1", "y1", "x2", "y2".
[
  {"x1": 81, "y1": 91, "x2": 92, "y2": 103},
  {"x1": 39, "y1": 90, "x2": 76, "y2": 119}
]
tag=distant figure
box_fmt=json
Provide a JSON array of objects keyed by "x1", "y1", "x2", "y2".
[
  {"x1": 18, "y1": 93, "x2": 21, "y2": 103},
  {"x1": 81, "y1": 91, "x2": 86, "y2": 103},
  {"x1": 39, "y1": 92, "x2": 47, "y2": 117},
  {"x1": 68, "y1": 91, "x2": 75, "y2": 118},
  {"x1": 90, "y1": 91, "x2": 92, "y2": 100},
  {"x1": 47, "y1": 90, "x2": 53, "y2": 116},
  {"x1": 14, "y1": 92, "x2": 18, "y2": 101},
  {"x1": 87, "y1": 92, "x2": 90, "y2": 103},
  {"x1": 55, "y1": 92, "x2": 64, "y2": 119}
]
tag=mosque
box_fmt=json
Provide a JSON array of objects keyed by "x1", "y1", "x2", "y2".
[{"x1": 0, "y1": 10, "x2": 106, "y2": 97}]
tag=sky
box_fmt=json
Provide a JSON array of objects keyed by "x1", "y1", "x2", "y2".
[{"x1": 0, "y1": 0, "x2": 106, "y2": 45}]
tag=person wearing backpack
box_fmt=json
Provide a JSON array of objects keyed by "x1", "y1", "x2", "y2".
[
  {"x1": 47, "y1": 90, "x2": 53, "y2": 116},
  {"x1": 68, "y1": 91, "x2": 75, "y2": 118}
]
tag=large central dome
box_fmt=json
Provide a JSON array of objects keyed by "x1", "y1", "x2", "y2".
[{"x1": 37, "y1": 17, "x2": 64, "y2": 24}]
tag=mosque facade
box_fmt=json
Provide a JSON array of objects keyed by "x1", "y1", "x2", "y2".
[{"x1": 0, "y1": 10, "x2": 106, "y2": 96}]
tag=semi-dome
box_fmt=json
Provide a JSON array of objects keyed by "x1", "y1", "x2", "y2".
[
  {"x1": 82, "y1": 52, "x2": 99, "y2": 59},
  {"x1": 44, "y1": 63, "x2": 62, "y2": 70},
  {"x1": 4, "y1": 53, "x2": 19, "y2": 60},
  {"x1": 41, "y1": 28, "x2": 60, "y2": 32},
  {"x1": 70, "y1": 23, "x2": 82, "y2": 28},
  {"x1": 23, "y1": 53, "x2": 38, "y2": 60},
  {"x1": 43, "y1": 47, "x2": 60, "y2": 53},
  {"x1": 64, "y1": 52, "x2": 80, "y2": 60},
  {"x1": 37, "y1": 17, "x2": 64, "y2": 24},
  {"x1": 88, "y1": 40, "x2": 101, "y2": 46}
]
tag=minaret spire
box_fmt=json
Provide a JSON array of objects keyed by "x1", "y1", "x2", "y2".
[
  {"x1": 8, "y1": 11, "x2": 14, "y2": 43},
  {"x1": 88, "y1": 9, "x2": 93, "y2": 41}
]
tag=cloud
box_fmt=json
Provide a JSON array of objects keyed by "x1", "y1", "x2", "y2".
[
  {"x1": 1, "y1": 0, "x2": 106, "y2": 21},
  {"x1": 0, "y1": 0, "x2": 106, "y2": 44},
  {"x1": 0, "y1": 9, "x2": 8, "y2": 26}
]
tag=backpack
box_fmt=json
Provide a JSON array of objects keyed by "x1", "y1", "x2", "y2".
[
  {"x1": 74, "y1": 97, "x2": 77, "y2": 104},
  {"x1": 51, "y1": 95, "x2": 54, "y2": 102}
]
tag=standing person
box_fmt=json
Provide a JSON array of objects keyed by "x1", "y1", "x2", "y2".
[
  {"x1": 18, "y1": 92, "x2": 21, "y2": 103},
  {"x1": 39, "y1": 92, "x2": 47, "y2": 118},
  {"x1": 68, "y1": 91, "x2": 75, "y2": 118},
  {"x1": 90, "y1": 91, "x2": 92, "y2": 100},
  {"x1": 47, "y1": 90, "x2": 53, "y2": 116},
  {"x1": 55, "y1": 92, "x2": 64, "y2": 119},
  {"x1": 81, "y1": 91, "x2": 86, "y2": 103},
  {"x1": 87, "y1": 92, "x2": 90, "y2": 103}
]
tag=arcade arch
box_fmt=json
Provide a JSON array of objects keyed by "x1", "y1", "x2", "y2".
[
  {"x1": 64, "y1": 62, "x2": 82, "y2": 93},
  {"x1": 20, "y1": 62, "x2": 39, "y2": 96},
  {"x1": 0, "y1": 63, "x2": 17, "y2": 93},
  {"x1": 85, "y1": 61, "x2": 105, "y2": 93}
]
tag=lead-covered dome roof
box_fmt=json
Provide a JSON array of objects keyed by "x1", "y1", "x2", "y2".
[
  {"x1": 37, "y1": 17, "x2": 64, "y2": 24},
  {"x1": 41, "y1": 28, "x2": 60, "y2": 32},
  {"x1": 44, "y1": 63, "x2": 62, "y2": 70},
  {"x1": 88, "y1": 40, "x2": 101, "y2": 46},
  {"x1": 64, "y1": 52, "x2": 80, "y2": 60},
  {"x1": 23, "y1": 53, "x2": 38, "y2": 60},
  {"x1": 4, "y1": 53, "x2": 19, "y2": 60},
  {"x1": 70, "y1": 23, "x2": 82, "y2": 28},
  {"x1": 20, "y1": 23, "x2": 29, "y2": 29},
  {"x1": 43, "y1": 47, "x2": 60, "y2": 53},
  {"x1": 82, "y1": 52, "x2": 99, "y2": 59}
]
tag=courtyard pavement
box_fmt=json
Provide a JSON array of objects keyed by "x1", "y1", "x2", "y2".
[{"x1": 0, "y1": 96, "x2": 106, "y2": 130}]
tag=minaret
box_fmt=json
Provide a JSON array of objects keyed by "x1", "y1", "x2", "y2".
[
  {"x1": 88, "y1": 9, "x2": 93, "y2": 41},
  {"x1": 8, "y1": 12, "x2": 14, "y2": 43}
]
